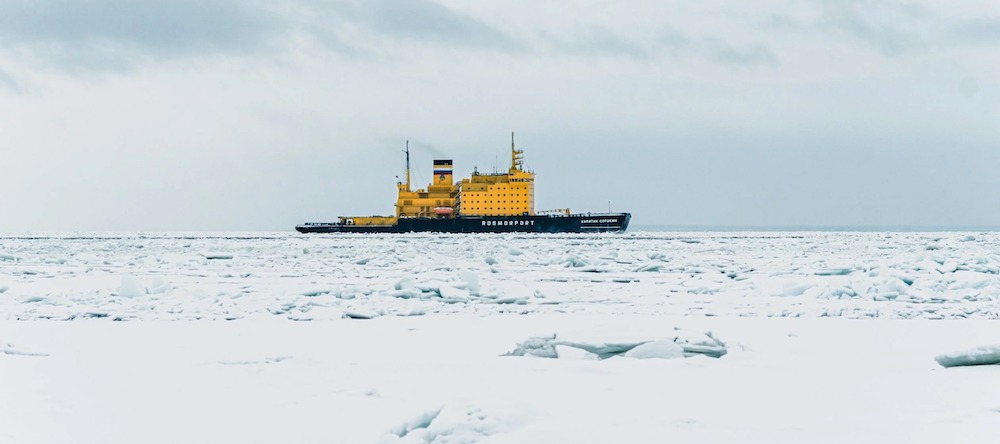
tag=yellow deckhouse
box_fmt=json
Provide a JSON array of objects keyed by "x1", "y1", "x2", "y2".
[
  {"x1": 457, "y1": 137, "x2": 535, "y2": 217},
  {"x1": 340, "y1": 134, "x2": 538, "y2": 226}
]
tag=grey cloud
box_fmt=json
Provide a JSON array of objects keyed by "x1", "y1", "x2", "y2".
[
  {"x1": 546, "y1": 26, "x2": 648, "y2": 58},
  {"x1": 949, "y1": 18, "x2": 1000, "y2": 45},
  {"x1": 319, "y1": 0, "x2": 520, "y2": 51},
  {"x1": 0, "y1": 67, "x2": 19, "y2": 92},
  {"x1": 0, "y1": 0, "x2": 282, "y2": 53},
  {"x1": 818, "y1": 2, "x2": 929, "y2": 56},
  {"x1": 656, "y1": 27, "x2": 779, "y2": 67},
  {"x1": 767, "y1": 2, "x2": 1000, "y2": 56},
  {"x1": 0, "y1": 0, "x2": 286, "y2": 69},
  {"x1": 770, "y1": 3, "x2": 1000, "y2": 56},
  {"x1": 0, "y1": 0, "x2": 524, "y2": 72},
  {"x1": 706, "y1": 41, "x2": 778, "y2": 67}
]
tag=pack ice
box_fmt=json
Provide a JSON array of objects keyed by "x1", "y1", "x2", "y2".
[{"x1": 1, "y1": 231, "x2": 999, "y2": 443}]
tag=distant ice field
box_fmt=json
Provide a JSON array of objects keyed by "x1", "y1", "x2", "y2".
[{"x1": 1, "y1": 231, "x2": 999, "y2": 321}]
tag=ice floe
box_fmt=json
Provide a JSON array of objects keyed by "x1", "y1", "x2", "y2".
[
  {"x1": 935, "y1": 344, "x2": 1000, "y2": 368},
  {"x1": 505, "y1": 329, "x2": 727, "y2": 360}
]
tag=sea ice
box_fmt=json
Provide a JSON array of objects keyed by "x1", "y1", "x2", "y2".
[
  {"x1": 935, "y1": 344, "x2": 1000, "y2": 368},
  {"x1": 117, "y1": 275, "x2": 145, "y2": 298},
  {"x1": 506, "y1": 331, "x2": 727, "y2": 360},
  {"x1": 554, "y1": 344, "x2": 598, "y2": 360},
  {"x1": 2, "y1": 308, "x2": 1000, "y2": 442},
  {"x1": 504, "y1": 334, "x2": 558, "y2": 358},
  {"x1": 815, "y1": 267, "x2": 853, "y2": 276},
  {"x1": 623, "y1": 339, "x2": 686, "y2": 359},
  {"x1": 437, "y1": 285, "x2": 469, "y2": 301},
  {"x1": 201, "y1": 252, "x2": 234, "y2": 260},
  {"x1": 389, "y1": 407, "x2": 443, "y2": 439}
]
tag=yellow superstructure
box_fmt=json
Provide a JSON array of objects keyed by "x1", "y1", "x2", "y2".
[
  {"x1": 457, "y1": 141, "x2": 535, "y2": 216},
  {"x1": 394, "y1": 157, "x2": 459, "y2": 218},
  {"x1": 341, "y1": 135, "x2": 541, "y2": 225}
]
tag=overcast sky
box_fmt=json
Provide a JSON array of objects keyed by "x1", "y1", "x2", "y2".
[{"x1": 1, "y1": 0, "x2": 999, "y2": 231}]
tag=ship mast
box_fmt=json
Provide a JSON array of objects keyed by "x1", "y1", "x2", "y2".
[
  {"x1": 404, "y1": 140, "x2": 412, "y2": 192},
  {"x1": 510, "y1": 131, "x2": 524, "y2": 173}
]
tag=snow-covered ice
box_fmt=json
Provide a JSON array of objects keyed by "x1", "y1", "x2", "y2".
[
  {"x1": 4, "y1": 231, "x2": 1000, "y2": 321},
  {"x1": 2, "y1": 231, "x2": 1000, "y2": 443}
]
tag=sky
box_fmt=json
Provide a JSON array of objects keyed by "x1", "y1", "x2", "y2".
[{"x1": 1, "y1": 0, "x2": 999, "y2": 231}]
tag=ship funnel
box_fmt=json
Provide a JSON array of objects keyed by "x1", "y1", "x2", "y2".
[{"x1": 433, "y1": 159, "x2": 453, "y2": 186}]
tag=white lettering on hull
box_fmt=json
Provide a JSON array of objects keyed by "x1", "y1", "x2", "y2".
[{"x1": 481, "y1": 220, "x2": 535, "y2": 226}]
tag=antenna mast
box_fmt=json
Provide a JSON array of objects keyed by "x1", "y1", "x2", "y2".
[
  {"x1": 510, "y1": 131, "x2": 523, "y2": 172},
  {"x1": 404, "y1": 140, "x2": 412, "y2": 191}
]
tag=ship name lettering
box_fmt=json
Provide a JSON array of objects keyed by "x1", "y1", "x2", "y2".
[{"x1": 481, "y1": 220, "x2": 535, "y2": 227}]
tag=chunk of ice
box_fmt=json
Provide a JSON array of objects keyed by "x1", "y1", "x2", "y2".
[
  {"x1": 504, "y1": 334, "x2": 559, "y2": 358},
  {"x1": 623, "y1": 340, "x2": 685, "y2": 360},
  {"x1": 390, "y1": 407, "x2": 443, "y2": 438},
  {"x1": 781, "y1": 282, "x2": 813, "y2": 297},
  {"x1": 634, "y1": 263, "x2": 665, "y2": 272},
  {"x1": 147, "y1": 277, "x2": 170, "y2": 295},
  {"x1": 438, "y1": 285, "x2": 469, "y2": 301},
  {"x1": 118, "y1": 275, "x2": 146, "y2": 298},
  {"x1": 935, "y1": 344, "x2": 1000, "y2": 367},
  {"x1": 201, "y1": 252, "x2": 234, "y2": 260},
  {"x1": 458, "y1": 270, "x2": 480, "y2": 296},
  {"x1": 937, "y1": 262, "x2": 959, "y2": 274},
  {"x1": 555, "y1": 345, "x2": 598, "y2": 360},
  {"x1": 815, "y1": 267, "x2": 853, "y2": 276},
  {"x1": 344, "y1": 310, "x2": 378, "y2": 320},
  {"x1": 394, "y1": 277, "x2": 415, "y2": 291}
]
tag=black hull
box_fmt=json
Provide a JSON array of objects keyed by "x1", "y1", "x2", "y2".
[{"x1": 296, "y1": 213, "x2": 630, "y2": 234}]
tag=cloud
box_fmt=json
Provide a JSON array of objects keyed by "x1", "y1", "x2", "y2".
[
  {"x1": 0, "y1": 0, "x2": 286, "y2": 69},
  {"x1": 768, "y1": 1, "x2": 1000, "y2": 56},
  {"x1": 545, "y1": 25, "x2": 648, "y2": 58},
  {"x1": 315, "y1": 0, "x2": 520, "y2": 51},
  {"x1": 949, "y1": 18, "x2": 1000, "y2": 46},
  {"x1": 0, "y1": 0, "x2": 525, "y2": 71},
  {"x1": 0, "y1": 0, "x2": 787, "y2": 74},
  {"x1": 817, "y1": 1, "x2": 930, "y2": 56},
  {"x1": 705, "y1": 41, "x2": 778, "y2": 67},
  {"x1": 656, "y1": 27, "x2": 779, "y2": 67},
  {"x1": 0, "y1": 67, "x2": 19, "y2": 92}
]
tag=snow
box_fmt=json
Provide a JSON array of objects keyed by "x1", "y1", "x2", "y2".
[{"x1": 2, "y1": 231, "x2": 1000, "y2": 442}]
